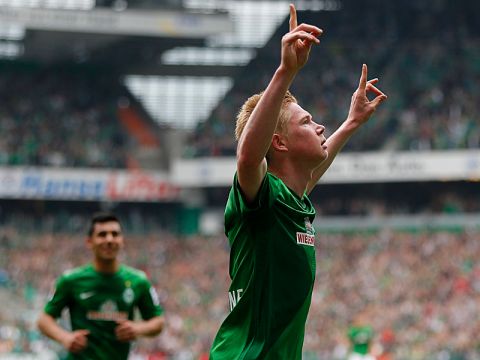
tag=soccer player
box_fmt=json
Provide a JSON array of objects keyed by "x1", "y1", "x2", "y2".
[
  {"x1": 37, "y1": 212, "x2": 164, "y2": 359},
  {"x1": 210, "y1": 4, "x2": 387, "y2": 359}
]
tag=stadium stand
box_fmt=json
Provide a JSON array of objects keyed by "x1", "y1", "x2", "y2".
[
  {"x1": 187, "y1": 1, "x2": 480, "y2": 157},
  {"x1": 0, "y1": 65, "x2": 131, "y2": 168},
  {"x1": 1, "y1": 220, "x2": 480, "y2": 359},
  {"x1": 0, "y1": 0, "x2": 479, "y2": 359}
]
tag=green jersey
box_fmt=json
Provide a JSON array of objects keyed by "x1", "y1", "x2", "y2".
[
  {"x1": 45, "y1": 264, "x2": 163, "y2": 360},
  {"x1": 211, "y1": 173, "x2": 317, "y2": 359},
  {"x1": 348, "y1": 326, "x2": 373, "y2": 355}
]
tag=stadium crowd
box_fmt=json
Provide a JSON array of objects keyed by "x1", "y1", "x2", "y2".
[
  {"x1": 0, "y1": 7, "x2": 477, "y2": 167},
  {"x1": 1, "y1": 38, "x2": 477, "y2": 167},
  {"x1": 187, "y1": 5, "x2": 480, "y2": 157},
  {"x1": 310, "y1": 186, "x2": 480, "y2": 217},
  {"x1": 0, "y1": 67, "x2": 130, "y2": 168},
  {"x1": 1, "y1": 215, "x2": 480, "y2": 359}
]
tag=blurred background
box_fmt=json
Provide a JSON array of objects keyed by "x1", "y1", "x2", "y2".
[{"x1": 0, "y1": 0, "x2": 479, "y2": 359}]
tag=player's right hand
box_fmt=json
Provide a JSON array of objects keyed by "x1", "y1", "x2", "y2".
[
  {"x1": 281, "y1": 4, "x2": 322, "y2": 73},
  {"x1": 62, "y1": 329, "x2": 90, "y2": 353}
]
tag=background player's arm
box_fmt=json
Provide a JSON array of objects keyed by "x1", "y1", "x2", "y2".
[
  {"x1": 306, "y1": 64, "x2": 387, "y2": 194},
  {"x1": 135, "y1": 315, "x2": 164, "y2": 336},
  {"x1": 37, "y1": 313, "x2": 90, "y2": 353},
  {"x1": 115, "y1": 316, "x2": 164, "y2": 341},
  {"x1": 37, "y1": 275, "x2": 90, "y2": 353},
  {"x1": 237, "y1": 4, "x2": 322, "y2": 202}
]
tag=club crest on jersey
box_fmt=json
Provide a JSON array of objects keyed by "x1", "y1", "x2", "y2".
[
  {"x1": 296, "y1": 217, "x2": 315, "y2": 246},
  {"x1": 123, "y1": 287, "x2": 134, "y2": 305},
  {"x1": 304, "y1": 217, "x2": 315, "y2": 235}
]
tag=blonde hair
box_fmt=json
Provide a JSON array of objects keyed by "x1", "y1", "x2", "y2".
[{"x1": 235, "y1": 90, "x2": 297, "y2": 141}]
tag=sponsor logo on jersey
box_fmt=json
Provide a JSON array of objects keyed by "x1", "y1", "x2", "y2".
[
  {"x1": 87, "y1": 300, "x2": 127, "y2": 321},
  {"x1": 297, "y1": 217, "x2": 315, "y2": 246},
  {"x1": 296, "y1": 232, "x2": 315, "y2": 246}
]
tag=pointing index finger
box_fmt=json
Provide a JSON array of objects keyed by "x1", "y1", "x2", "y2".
[
  {"x1": 289, "y1": 3, "x2": 297, "y2": 31},
  {"x1": 358, "y1": 64, "x2": 368, "y2": 92}
]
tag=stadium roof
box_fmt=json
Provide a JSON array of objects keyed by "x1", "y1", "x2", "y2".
[{"x1": 0, "y1": 0, "x2": 341, "y2": 129}]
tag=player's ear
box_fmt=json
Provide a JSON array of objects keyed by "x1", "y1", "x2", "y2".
[
  {"x1": 85, "y1": 236, "x2": 93, "y2": 249},
  {"x1": 272, "y1": 133, "x2": 288, "y2": 152}
]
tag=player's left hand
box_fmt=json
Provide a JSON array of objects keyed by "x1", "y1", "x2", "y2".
[
  {"x1": 115, "y1": 320, "x2": 139, "y2": 342},
  {"x1": 347, "y1": 64, "x2": 387, "y2": 125}
]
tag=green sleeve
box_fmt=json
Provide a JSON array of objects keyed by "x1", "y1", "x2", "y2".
[
  {"x1": 231, "y1": 172, "x2": 275, "y2": 214},
  {"x1": 137, "y1": 278, "x2": 163, "y2": 320},
  {"x1": 44, "y1": 275, "x2": 71, "y2": 318}
]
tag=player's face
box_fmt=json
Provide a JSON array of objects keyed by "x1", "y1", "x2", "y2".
[
  {"x1": 87, "y1": 221, "x2": 123, "y2": 262},
  {"x1": 284, "y1": 102, "x2": 328, "y2": 163}
]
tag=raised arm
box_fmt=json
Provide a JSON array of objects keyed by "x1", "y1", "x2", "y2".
[
  {"x1": 237, "y1": 4, "x2": 322, "y2": 202},
  {"x1": 306, "y1": 64, "x2": 387, "y2": 194}
]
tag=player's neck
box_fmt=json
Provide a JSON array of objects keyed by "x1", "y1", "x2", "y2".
[
  {"x1": 269, "y1": 161, "x2": 311, "y2": 197},
  {"x1": 93, "y1": 258, "x2": 120, "y2": 274}
]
